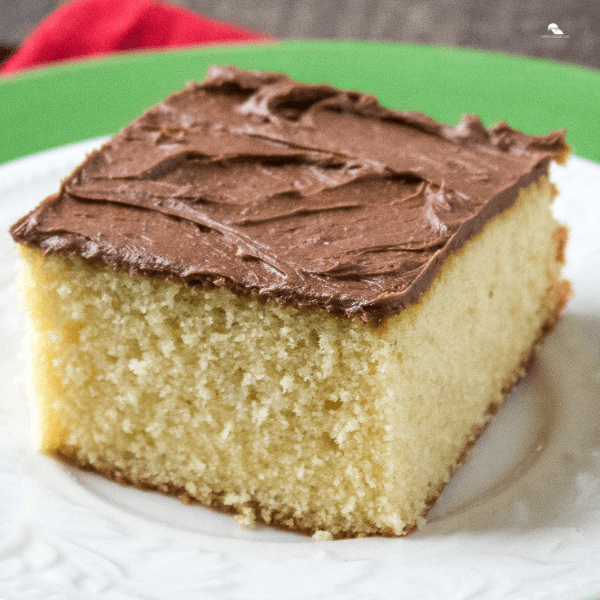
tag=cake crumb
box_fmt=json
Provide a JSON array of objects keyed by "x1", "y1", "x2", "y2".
[
  {"x1": 312, "y1": 530, "x2": 334, "y2": 542},
  {"x1": 234, "y1": 507, "x2": 257, "y2": 529}
]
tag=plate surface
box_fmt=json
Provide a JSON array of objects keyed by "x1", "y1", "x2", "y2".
[{"x1": 1, "y1": 42, "x2": 600, "y2": 599}]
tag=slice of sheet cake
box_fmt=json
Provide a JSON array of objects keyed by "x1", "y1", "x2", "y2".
[{"x1": 10, "y1": 66, "x2": 570, "y2": 538}]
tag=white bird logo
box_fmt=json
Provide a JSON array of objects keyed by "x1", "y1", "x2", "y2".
[{"x1": 548, "y1": 23, "x2": 564, "y2": 35}]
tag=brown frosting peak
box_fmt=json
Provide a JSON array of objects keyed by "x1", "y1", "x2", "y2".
[{"x1": 10, "y1": 66, "x2": 568, "y2": 323}]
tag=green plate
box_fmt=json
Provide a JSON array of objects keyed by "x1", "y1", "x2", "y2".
[{"x1": 1, "y1": 40, "x2": 599, "y2": 165}]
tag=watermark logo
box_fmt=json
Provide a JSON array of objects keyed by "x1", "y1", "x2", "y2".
[
  {"x1": 542, "y1": 23, "x2": 569, "y2": 38},
  {"x1": 548, "y1": 23, "x2": 564, "y2": 35}
]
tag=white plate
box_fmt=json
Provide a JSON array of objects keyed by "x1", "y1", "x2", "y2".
[{"x1": 1, "y1": 140, "x2": 599, "y2": 600}]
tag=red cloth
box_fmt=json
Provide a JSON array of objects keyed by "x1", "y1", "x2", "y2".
[{"x1": 1, "y1": 0, "x2": 267, "y2": 75}]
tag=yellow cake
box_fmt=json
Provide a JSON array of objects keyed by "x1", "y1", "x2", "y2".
[{"x1": 10, "y1": 66, "x2": 570, "y2": 538}]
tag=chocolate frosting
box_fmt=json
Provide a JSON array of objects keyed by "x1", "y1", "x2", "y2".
[{"x1": 10, "y1": 66, "x2": 568, "y2": 323}]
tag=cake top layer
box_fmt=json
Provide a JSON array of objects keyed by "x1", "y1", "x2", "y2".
[{"x1": 11, "y1": 66, "x2": 568, "y2": 322}]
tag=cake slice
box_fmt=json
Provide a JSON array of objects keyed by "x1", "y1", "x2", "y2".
[{"x1": 10, "y1": 66, "x2": 570, "y2": 538}]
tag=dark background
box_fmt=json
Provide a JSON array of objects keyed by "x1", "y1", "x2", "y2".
[{"x1": 1, "y1": 0, "x2": 599, "y2": 71}]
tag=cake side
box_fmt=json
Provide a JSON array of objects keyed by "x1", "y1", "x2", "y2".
[
  {"x1": 379, "y1": 175, "x2": 570, "y2": 526},
  {"x1": 16, "y1": 174, "x2": 569, "y2": 538},
  {"x1": 18, "y1": 247, "x2": 397, "y2": 535}
]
